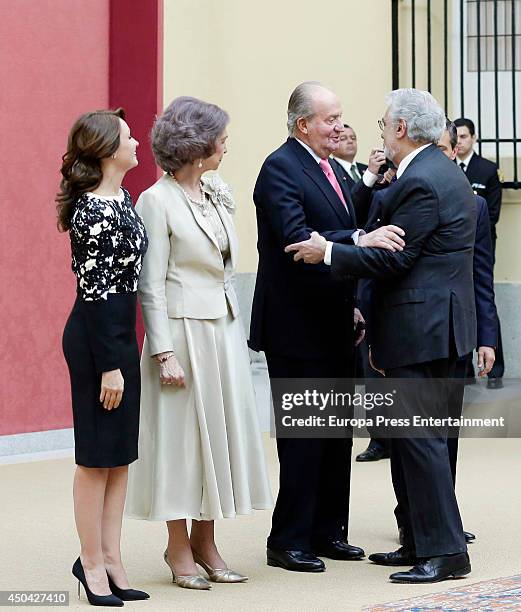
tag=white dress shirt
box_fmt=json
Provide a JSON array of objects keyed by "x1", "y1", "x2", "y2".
[
  {"x1": 456, "y1": 150, "x2": 474, "y2": 172},
  {"x1": 295, "y1": 137, "x2": 322, "y2": 163},
  {"x1": 396, "y1": 143, "x2": 432, "y2": 179},
  {"x1": 333, "y1": 156, "x2": 362, "y2": 181}
]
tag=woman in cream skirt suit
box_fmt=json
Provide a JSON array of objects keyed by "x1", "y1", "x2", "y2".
[{"x1": 126, "y1": 97, "x2": 272, "y2": 589}]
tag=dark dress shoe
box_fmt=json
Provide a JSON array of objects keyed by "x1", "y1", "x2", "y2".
[
  {"x1": 356, "y1": 444, "x2": 390, "y2": 462},
  {"x1": 464, "y1": 531, "x2": 476, "y2": 543},
  {"x1": 389, "y1": 552, "x2": 471, "y2": 583},
  {"x1": 487, "y1": 377, "x2": 503, "y2": 390},
  {"x1": 267, "y1": 548, "x2": 325, "y2": 572},
  {"x1": 107, "y1": 574, "x2": 150, "y2": 601},
  {"x1": 369, "y1": 547, "x2": 418, "y2": 566},
  {"x1": 314, "y1": 540, "x2": 365, "y2": 560},
  {"x1": 72, "y1": 558, "x2": 123, "y2": 607}
]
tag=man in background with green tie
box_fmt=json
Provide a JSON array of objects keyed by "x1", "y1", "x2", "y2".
[{"x1": 333, "y1": 124, "x2": 367, "y2": 185}]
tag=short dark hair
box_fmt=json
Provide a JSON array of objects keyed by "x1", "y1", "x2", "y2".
[
  {"x1": 152, "y1": 96, "x2": 229, "y2": 174},
  {"x1": 343, "y1": 123, "x2": 351, "y2": 129},
  {"x1": 454, "y1": 117, "x2": 475, "y2": 136},
  {"x1": 445, "y1": 118, "x2": 458, "y2": 149}
]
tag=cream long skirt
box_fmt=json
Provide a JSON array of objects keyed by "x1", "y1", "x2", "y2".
[{"x1": 125, "y1": 311, "x2": 273, "y2": 521}]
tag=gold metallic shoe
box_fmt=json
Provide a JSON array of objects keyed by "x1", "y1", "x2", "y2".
[
  {"x1": 163, "y1": 551, "x2": 211, "y2": 590},
  {"x1": 192, "y1": 551, "x2": 248, "y2": 583}
]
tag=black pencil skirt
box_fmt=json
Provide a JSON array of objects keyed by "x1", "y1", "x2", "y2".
[{"x1": 63, "y1": 293, "x2": 140, "y2": 468}]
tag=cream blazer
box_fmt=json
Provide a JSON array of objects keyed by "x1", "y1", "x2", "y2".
[{"x1": 136, "y1": 174, "x2": 240, "y2": 356}]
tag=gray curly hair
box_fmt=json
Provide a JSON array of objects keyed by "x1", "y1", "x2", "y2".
[
  {"x1": 386, "y1": 88, "x2": 445, "y2": 144},
  {"x1": 151, "y1": 96, "x2": 229, "y2": 173}
]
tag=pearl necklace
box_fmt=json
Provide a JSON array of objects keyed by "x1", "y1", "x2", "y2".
[{"x1": 170, "y1": 174, "x2": 211, "y2": 217}]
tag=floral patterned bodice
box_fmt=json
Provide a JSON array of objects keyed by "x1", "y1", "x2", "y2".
[{"x1": 70, "y1": 188, "x2": 148, "y2": 301}]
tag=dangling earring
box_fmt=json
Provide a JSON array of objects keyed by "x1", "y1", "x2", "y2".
[
  {"x1": 112, "y1": 154, "x2": 116, "y2": 159},
  {"x1": 198, "y1": 159, "x2": 203, "y2": 168}
]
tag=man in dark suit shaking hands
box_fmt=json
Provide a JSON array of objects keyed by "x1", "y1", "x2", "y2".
[
  {"x1": 250, "y1": 81, "x2": 404, "y2": 573},
  {"x1": 286, "y1": 88, "x2": 475, "y2": 584}
]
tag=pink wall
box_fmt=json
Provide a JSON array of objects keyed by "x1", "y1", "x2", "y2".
[
  {"x1": 0, "y1": 1, "x2": 164, "y2": 437},
  {"x1": 0, "y1": 1, "x2": 110, "y2": 435}
]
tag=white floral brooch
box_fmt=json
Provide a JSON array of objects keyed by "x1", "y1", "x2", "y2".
[{"x1": 202, "y1": 174, "x2": 235, "y2": 214}]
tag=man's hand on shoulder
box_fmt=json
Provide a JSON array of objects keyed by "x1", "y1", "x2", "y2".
[
  {"x1": 285, "y1": 231, "x2": 327, "y2": 263},
  {"x1": 358, "y1": 225, "x2": 406, "y2": 252},
  {"x1": 285, "y1": 225, "x2": 406, "y2": 265}
]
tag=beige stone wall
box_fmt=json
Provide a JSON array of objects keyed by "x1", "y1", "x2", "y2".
[
  {"x1": 496, "y1": 191, "x2": 521, "y2": 282},
  {"x1": 163, "y1": 0, "x2": 520, "y2": 280},
  {"x1": 163, "y1": 0, "x2": 392, "y2": 272}
]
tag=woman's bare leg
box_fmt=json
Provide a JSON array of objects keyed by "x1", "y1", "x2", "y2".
[
  {"x1": 190, "y1": 520, "x2": 227, "y2": 568},
  {"x1": 165, "y1": 520, "x2": 198, "y2": 576},
  {"x1": 73, "y1": 466, "x2": 111, "y2": 595},
  {"x1": 101, "y1": 466, "x2": 130, "y2": 588}
]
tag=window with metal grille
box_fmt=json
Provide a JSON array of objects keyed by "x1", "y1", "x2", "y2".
[
  {"x1": 467, "y1": 0, "x2": 521, "y2": 71},
  {"x1": 391, "y1": 0, "x2": 520, "y2": 187}
]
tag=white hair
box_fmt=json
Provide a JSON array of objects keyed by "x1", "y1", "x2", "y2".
[
  {"x1": 386, "y1": 88, "x2": 445, "y2": 144},
  {"x1": 287, "y1": 81, "x2": 324, "y2": 136}
]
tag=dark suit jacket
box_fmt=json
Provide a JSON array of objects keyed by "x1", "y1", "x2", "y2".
[
  {"x1": 473, "y1": 195, "x2": 498, "y2": 347},
  {"x1": 331, "y1": 144, "x2": 477, "y2": 370},
  {"x1": 464, "y1": 152, "x2": 502, "y2": 235},
  {"x1": 249, "y1": 138, "x2": 358, "y2": 359},
  {"x1": 330, "y1": 158, "x2": 373, "y2": 227},
  {"x1": 356, "y1": 188, "x2": 386, "y2": 345},
  {"x1": 359, "y1": 191, "x2": 497, "y2": 351}
]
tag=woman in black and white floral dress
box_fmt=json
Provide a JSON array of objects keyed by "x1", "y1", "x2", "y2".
[
  {"x1": 66, "y1": 187, "x2": 146, "y2": 465},
  {"x1": 58, "y1": 109, "x2": 149, "y2": 606}
]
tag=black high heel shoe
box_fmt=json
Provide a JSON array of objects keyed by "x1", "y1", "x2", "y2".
[
  {"x1": 72, "y1": 558, "x2": 123, "y2": 607},
  {"x1": 107, "y1": 573, "x2": 150, "y2": 601}
]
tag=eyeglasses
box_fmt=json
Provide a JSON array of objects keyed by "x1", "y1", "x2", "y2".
[{"x1": 378, "y1": 118, "x2": 386, "y2": 131}]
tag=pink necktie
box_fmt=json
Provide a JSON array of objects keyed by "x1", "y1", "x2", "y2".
[{"x1": 319, "y1": 159, "x2": 348, "y2": 209}]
